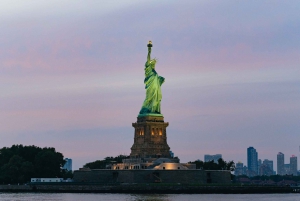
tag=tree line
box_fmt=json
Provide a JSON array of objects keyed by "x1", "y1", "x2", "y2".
[
  {"x1": 84, "y1": 155, "x2": 129, "y2": 169},
  {"x1": 0, "y1": 144, "x2": 72, "y2": 184},
  {"x1": 189, "y1": 158, "x2": 235, "y2": 171},
  {"x1": 84, "y1": 156, "x2": 235, "y2": 172},
  {"x1": 233, "y1": 174, "x2": 300, "y2": 182}
]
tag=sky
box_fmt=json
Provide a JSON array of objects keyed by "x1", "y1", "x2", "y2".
[{"x1": 0, "y1": 0, "x2": 299, "y2": 171}]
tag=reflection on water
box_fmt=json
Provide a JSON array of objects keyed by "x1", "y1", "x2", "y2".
[
  {"x1": 130, "y1": 194, "x2": 172, "y2": 201},
  {"x1": 130, "y1": 194, "x2": 300, "y2": 201},
  {"x1": 0, "y1": 193, "x2": 299, "y2": 201}
]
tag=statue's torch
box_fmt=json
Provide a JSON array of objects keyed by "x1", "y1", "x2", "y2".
[{"x1": 147, "y1": 41, "x2": 153, "y2": 47}]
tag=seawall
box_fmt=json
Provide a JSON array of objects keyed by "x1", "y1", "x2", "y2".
[
  {"x1": 73, "y1": 169, "x2": 231, "y2": 184},
  {"x1": 0, "y1": 184, "x2": 298, "y2": 194}
]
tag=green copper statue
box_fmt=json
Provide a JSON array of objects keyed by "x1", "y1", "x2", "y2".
[{"x1": 139, "y1": 41, "x2": 165, "y2": 116}]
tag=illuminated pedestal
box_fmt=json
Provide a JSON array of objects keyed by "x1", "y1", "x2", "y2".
[{"x1": 130, "y1": 115, "x2": 171, "y2": 158}]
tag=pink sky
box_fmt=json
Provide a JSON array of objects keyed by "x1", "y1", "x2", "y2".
[{"x1": 0, "y1": 0, "x2": 299, "y2": 171}]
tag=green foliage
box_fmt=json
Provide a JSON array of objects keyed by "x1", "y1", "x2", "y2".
[
  {"x1": 189, "y1": 158, "x2": 235, "y2": 171},
  {"x1": 0, "y1": 144, "x2": 70, "y2": 184},
  {"x1": 61, "y1": 170, "x2": 73, "y2": 180},
  {"x1": 84, "y1": 155, "x2": 129, "y2": 169},
  {"x1": 34, "y1": 149, "x2": 64, "y2": 178},
  {"x1": 269, "y1": 175, "x2": 300, "y2": 182},
  {"x1": 84, "y1": 160, "x2": 106, "y2": 169}
]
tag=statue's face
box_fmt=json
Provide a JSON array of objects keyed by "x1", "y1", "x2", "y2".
[
  {"x1": 150, "y1": 61, "x2": 156, "y2": 69},
  {"x1": 146, "y1": 59, "x2": 156, "y2": 68},
  {"x1": 150, "y1": 59, "x2": 156, "y2": 65}
]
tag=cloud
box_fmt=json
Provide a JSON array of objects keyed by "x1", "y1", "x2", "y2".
[
  {"x1": 0, "y1": 0, "x2": 300, "y2": 170},
  {"x1": 1, "y1": 0, "x2": 299, "y2": 75}
]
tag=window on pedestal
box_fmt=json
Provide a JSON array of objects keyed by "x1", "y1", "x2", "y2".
[
  {"x1": 137, "y1": 128, "x2": 144, "y2": 136},
  {"x1": 140, "y1": 128, "x2": 144, "y2": 135},
  {"x1": 152, "y1": 128, "x2": 163, "y2": 136}
]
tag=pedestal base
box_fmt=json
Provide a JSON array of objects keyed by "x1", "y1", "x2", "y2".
[{"x1": 130, "y1": 115, "x2": 171, "y2": 158}]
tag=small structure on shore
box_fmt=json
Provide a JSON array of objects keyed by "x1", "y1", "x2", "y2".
[{"x1": 31, "y1": 178, "x2": 63, "y2": 182}]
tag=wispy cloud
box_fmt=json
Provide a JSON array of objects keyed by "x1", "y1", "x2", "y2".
[{"x1": 0, "y1": 0, "x2": 299, "y2": 169}]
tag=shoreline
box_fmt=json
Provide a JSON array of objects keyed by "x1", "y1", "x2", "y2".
[{"x1": 0, "y1": 184, "x2": 299, "y2": 194}]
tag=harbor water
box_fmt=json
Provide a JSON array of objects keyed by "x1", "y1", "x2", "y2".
[{"x1": 0, "y1": 193, "x2": 299, "y2": 201}]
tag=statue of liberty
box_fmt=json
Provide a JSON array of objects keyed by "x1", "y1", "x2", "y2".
[{"x1": 139, "y1": 41, "x2": 165, "y2": 116}]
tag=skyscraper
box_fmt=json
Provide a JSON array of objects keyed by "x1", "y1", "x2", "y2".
[
  {"x1": 284, "y1": 164, "x2": 290, "y2": 175},
  {"x1": 277, "y1": 152, "x2": 284, "y2": 175},
  {"x1": 234, "y1": 162, "x2": 244, "y2": 176},
  {"x1": 247, "y1": 147, "x2": 258, "y2": 176},
  {"x1": 258, "y1": 159, "x2": 262, "y2": 175},
  {"x1": 290, "y1": 155, "x2": 297, "y2": 176},
  {"x1": 63, "y1": 158, "x2": 72, "y2": 171},
  {"x1": 263, "y1": 159, "x2": 274, "y2": 172},
  {"x1": 260, "y1": 159, "x2": 274, "y2": 176}
]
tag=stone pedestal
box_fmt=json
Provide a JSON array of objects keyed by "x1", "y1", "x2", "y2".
[{"x1": 130, "y1": 115, "x2": 171, "y2": 158}]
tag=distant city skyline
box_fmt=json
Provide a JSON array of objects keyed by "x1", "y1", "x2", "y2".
[
  {"x1": 234, "y1": 148, "x2": 299, "y2": 177},
  {"x1": 0, "y1": 1, "x2": 299, "y2": 170}
]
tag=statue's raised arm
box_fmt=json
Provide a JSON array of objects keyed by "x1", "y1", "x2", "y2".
[
  {"x1": 139, "y1": 41, "x2": 165, "y2": 117},
  {"x1": 147, "y1": 41, "x2": 152, "y2": 62}
]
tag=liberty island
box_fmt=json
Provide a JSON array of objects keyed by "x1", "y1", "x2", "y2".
[{"x1": 71, "y1": 41, "x2": 231, "y2": 184}]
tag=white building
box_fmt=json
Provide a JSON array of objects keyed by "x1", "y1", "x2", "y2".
[{"x1": 31, "y1": 178, "x2": 63, "y2": 182}]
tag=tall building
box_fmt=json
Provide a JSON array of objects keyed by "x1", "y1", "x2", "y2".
[
  {"x1": 63, "y1": 158, "x2": 72, "y2": 171},
  {"x1": 204, "y1": 154, "x2": 222, "y2": 163},
  {"x1": 277, "y1": 152, "x2": 284, "y2": 175},
  {"x1": 169, "y1": 150, "x2": 174, "y2": 158},
  {"x1": 290, "y1": 155, "x2": 297, "y2": 176},
  {"x1": 247, "y1": 147, "x2": 258, "y2": 176},
  {"x1": 284, "y1": 164, "x2": 290, "y2": 175},
  {"x1": 258, "y1": 159, "x2": 262, "y2": 175},
  {"x1": 243, "y1": 165, "x2": 248, "y2": 175},
  {"x1": 260, "y1": 159, "x2": 274, "y2": 176},
  {"x1": 234, "y1": 162, "x2": 245, "y2": 176},
  {"x1": 263, "y1": 159, "x2": 273, "y2": 172}
]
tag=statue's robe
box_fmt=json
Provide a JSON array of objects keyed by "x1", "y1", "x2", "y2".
[{"x1": 139, "y1": 61, "x2": 165, "y2": 115}]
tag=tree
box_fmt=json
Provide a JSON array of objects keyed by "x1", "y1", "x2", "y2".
[
  {"x1": 20, "y1": 161, "x2": 34, "y2": 182},
  {"x1": 0, "y1": 145, "x2": 67, "y2": 184},
  {"x1": 84, "y1": 155, "x2": 129, "y2": 169},
  {"x1": 189, "y1": 158, "x2": 235, "y2": 171},
  {"x1": 34, "y1": 149, "x2": 64, "y2": 178}
]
